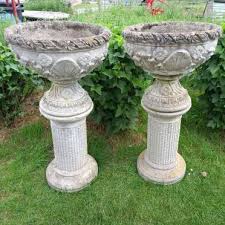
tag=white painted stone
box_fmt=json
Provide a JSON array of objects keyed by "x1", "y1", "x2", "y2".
[
  {"x1": 123, "y1": 22, "x2": 221, "y2": 185},
  {"x1": 5, "y1": 21, "x2": 110, "y2": 192}
]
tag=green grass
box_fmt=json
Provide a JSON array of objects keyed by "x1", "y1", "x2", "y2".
[
  {"x1": 72, "y1": 4, "x2": 211, "y2": 28},
  {"x1": 0, "y1": 5, "x2": 225, "y2": 224},
  {"x1": 0, "y1": 100, "x2": 225, "y2": 225},
  {"x1": 24, "y1": 0, "x2": 72, "y2": 13}
]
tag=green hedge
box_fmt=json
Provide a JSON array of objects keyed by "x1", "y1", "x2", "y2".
[
  {"x1": 195, "y1": 24, "x2": 225, "y2": 130},
  {"x1": 0, "y1": 43, "x2": 42, "y2": 126},
  {"x1": 1, "y1": 6, "x2": 224, "y2": 132},
  {"x1": 73, "y1": 6, "x2": 198, "y2": 133},
  {"x1": 81, "y1": 28, "x2": 150, "y2": 133},
  {"x1": 0, "y1": 20, "x2": 11, "y2": 45}
]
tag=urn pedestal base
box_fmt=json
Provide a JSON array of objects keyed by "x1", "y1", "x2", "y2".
[
  {"x1": 137, "y1": 151, "x2": 186, "y2": 185},
  {"x1": 122, "y1": 21, "x2": 221, "y2": 185},
  {"x1": 139, "y1": 77, "x2": 191, "y2": 185},
  {"x1": 40, "y1": 82, "x2": 98, "y2": 192},
  {"x1": 4, "y1": 21, "x2": 111, "y2": 192},
  {"x1": 46, "y1": 155, "x2": 98, "y2": 192}
]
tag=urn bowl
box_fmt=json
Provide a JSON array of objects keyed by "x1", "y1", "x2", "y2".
[
  {"x1": 5, "y1": 21, "x2": 111, "y2": 82},
  {"x1": 123, "y1": 22, "x2": 222, "y2": 76}
]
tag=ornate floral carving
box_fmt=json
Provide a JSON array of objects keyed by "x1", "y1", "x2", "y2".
[
  {"x1": 19, "y1": 55, "x2": 30, "y2": 66},
  {"x1": 125, "y1": 41, "x2": 218, "y2": 75},
  {"x1": 77, "y1": 54, "x2": 91, "y2": 67},
  {"x1": 124, "y1": 22, "x2": 222, "y2": 76},
  {"x1": 10, "y1": 43, "x2": 108, "y2": 83},
  {"x1": 40, "y1": 82, "x2": 93, "y2": 117},
  {"x1": 142, "y1": 79, "x2": 191, "y2": 113},
  {"x1": 37, "y1": 53, "x2": 53, "y2": 68},
  {"x1": 153, "y1": 48, "x2": 168, "y2": 61}
]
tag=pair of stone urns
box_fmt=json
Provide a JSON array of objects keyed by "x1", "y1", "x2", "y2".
[{"x1": 5, "y1": 21, "x2": 221, "y2": 192}]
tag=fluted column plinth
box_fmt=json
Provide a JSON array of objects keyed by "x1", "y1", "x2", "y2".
[
  {"x1": 137, "y1": 77, "x2": 191, "y2": 184},
  {"x1": 40, "y1": 82, "x2": 98, "y2": 192}
]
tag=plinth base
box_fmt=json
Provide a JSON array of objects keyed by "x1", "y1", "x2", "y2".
[
  {"x1": 137, "y1": 151, "x2": 186, "y2": 185},
  {"x1": 46, "y1": 154, "x2": 98, "y2": 192}
]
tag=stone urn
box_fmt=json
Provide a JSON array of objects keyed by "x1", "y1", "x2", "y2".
[
  {"x1": 5, "y1": 21, "x2": 110, "y2": 192},
  {"x1": 123, "y1": 22, "x2": 221, "y2": 184}
]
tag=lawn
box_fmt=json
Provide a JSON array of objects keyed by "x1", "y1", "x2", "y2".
[
  {"x1": 0, "y1": 4, "x2": 225, "y2": 225},
  {"x1": 24, "y1": 0, "x2": 72, "y2": 13},
  {"x1": 0, "y1": 99, "x2": 225, "y2": 225}
]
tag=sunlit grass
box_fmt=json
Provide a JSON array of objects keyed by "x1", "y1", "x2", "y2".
[
  {"x1": 0, "y1": 5, "x2": 224, "y2": 224},
  {"x1": 72, "y1": 3, "x2": 211, "y2": 29},
  {"x1": 24, "y1": 0, "x2": 72, "y2": 13},
  {"x1": 0, "y1": 103, "x2": 224, "y2": 225}
]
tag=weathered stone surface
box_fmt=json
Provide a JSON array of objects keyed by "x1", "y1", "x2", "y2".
[
  {"x1": 123, "y1": 22, "x2": 221, "y2": 45},
  {"x1": 22, "y1": 10, "x2": 70, "y2": 21},
  {"x1": 67, "y1": 0, "x2": 82, "y2": 6},
  {"x1": 5, "y1": 21, "x2": 111, "y2": 51},
  {"x1": 123, "y1": 22, "x2": 221, "y2": 76},
  {"x1": 123, "y1": 22, "x2": 221, "y2": 185},
  {"x1": 5, "y1": 21, "x2": 110, "y2": 192}
]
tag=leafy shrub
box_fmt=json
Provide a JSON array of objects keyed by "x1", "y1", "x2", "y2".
[
  {"x1": 0, "y1": 43, "x2": 42, "y2": 126},
  {"x1": 25, "y1": 0, "x2": 71, "y2": 13},
  {"x1": 0, "y1": 20, "x2": 11, "y2": 45},
  {"x1": 72, "y1": 6, "x2": 199, "y2": 133},
  {"x1": 195, "y1": 26, "x2": 225, "y2": 129},
  {"x1": 81, "y1": 28, "x2": 150, "y2": 133}
]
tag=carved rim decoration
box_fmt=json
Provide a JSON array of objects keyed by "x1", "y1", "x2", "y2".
[
  {"x1": 5, "y1": 21, "x2": 111, "y2": 51},
  {"x1": 123, "y1": 22, "x2": 222, "y2": 45}
]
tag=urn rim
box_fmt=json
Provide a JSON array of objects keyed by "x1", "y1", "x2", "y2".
[
  {"x1": 5, "y1": 21, "x2": 111, "y2": 51},
  {"x1": 123, "y1": 22, "x2": 222, "y2": 45}
]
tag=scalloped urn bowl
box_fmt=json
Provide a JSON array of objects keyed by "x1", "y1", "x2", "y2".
[
  {"x1": 5, "y1": 21, "x2": 111, "y2": 120},
  {"x1": 123, "y1": 22, "x2": 222, "y2": 76},
  {"x1": 5, "y1": 21, "x2": 111, "y2": 192},
  {"x1": 123, "y1": 22, "x2": 222, "y2": 185},
  {"x1": 5, "y1": 21, "x2": 111, "y2": 83}
]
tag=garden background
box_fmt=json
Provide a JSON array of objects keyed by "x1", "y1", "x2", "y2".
[{"x1": 0, "y1": 1, "x2": 225, "y2": 225}]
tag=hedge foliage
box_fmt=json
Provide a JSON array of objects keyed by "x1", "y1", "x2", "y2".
[
  {"x1": 195, "y1": 24, "x2": 225, "y2": 130},
  {"x1": 0, "y1": 21, "x2": 11, "y2": 45},
  {"x1": 0, "y1": 43, "x2": 42, "y2": 126},
  {"x1": 81, "y1": 28, "x2": 150, "y2": 133},
  {"x1": 1, "y1": 5, "x2": 224, "y2": 132}
]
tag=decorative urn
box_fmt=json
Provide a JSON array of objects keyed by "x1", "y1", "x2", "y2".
[
  {"x1": 5, "y1": 21, "x2": 111, "y2": 192},
  {"x1": 123, "y1": 22, "x2": 222, "y2": 184}
]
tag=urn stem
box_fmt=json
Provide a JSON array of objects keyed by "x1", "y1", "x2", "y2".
[
  {"x1": 145, "y1": 114, "x2": 181, "y2": 170},
  {"x1": 51, "y1": 119, "x2": 88, "y2": 172}
]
